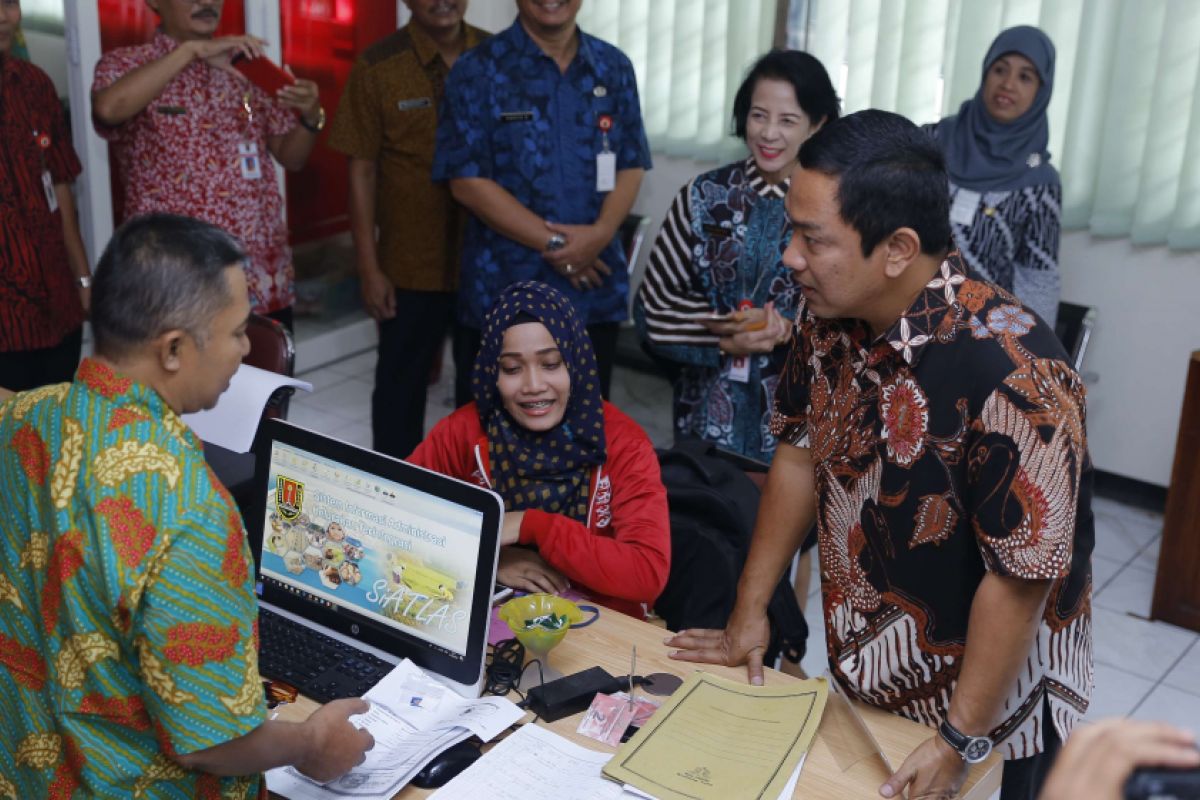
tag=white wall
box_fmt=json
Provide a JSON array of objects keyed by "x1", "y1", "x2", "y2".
[
  {"x1": 23, "y1": 29, "x2": 68, "y2": 96},
  {"x1": 631, "y1": 157, "x2": 1197, "y2": 489},
  {"x1": 1059, "y1": 234, "x2": 1199, "y2": 488}
]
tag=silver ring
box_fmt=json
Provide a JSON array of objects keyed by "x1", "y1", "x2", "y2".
[
  {"x1": 579, "y1": 277, "x2": 590, "y2": 289},
  {"x1": 565, "y1": 264, "x2": 575, "y2": 274}
]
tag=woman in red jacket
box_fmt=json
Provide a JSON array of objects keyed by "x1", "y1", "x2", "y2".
[{"x1": 409, "y1": 282, "x2": 670, "y2": 619}]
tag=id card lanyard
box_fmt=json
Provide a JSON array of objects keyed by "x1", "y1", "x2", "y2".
[
  {"x1": 596, "y1": 112, "x2": 615, "y2": 192},
  {"x1": 238, "y1": 91, "x2": 262, "y2": 180},
  {"x1": 32, "y1": 130, "x2": 57, "y2": 212}
]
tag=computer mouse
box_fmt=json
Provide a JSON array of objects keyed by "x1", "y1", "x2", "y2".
[{"x1": 410, "y1": 740, "x2": 482, "y2": 789}]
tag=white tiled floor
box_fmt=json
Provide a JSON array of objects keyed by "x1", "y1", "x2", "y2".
[{"x1": 290, "y1": 345, "x2": 1200, "y2": 733}]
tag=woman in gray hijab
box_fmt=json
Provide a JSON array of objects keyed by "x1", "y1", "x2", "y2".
[{"x1": 926, "y1": 26, "x2": 1061, "y2": 327}]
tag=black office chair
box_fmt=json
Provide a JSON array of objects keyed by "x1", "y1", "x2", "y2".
[{"x1": 1054, "y1": 301, "x2": 1096, "y2": 374}]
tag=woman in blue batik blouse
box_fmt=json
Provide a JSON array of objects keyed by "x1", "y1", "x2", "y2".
[{"x1": 635, "y1": 49, "x2": 839, "y2": 464}]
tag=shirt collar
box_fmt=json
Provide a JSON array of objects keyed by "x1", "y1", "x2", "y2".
[
  {"x1": 876, "y1": 255, "x2": 968, "y2": 368},
  {"x1": 744, "y1": 158, "x2": 789, "y2": 200},
  {"x1": 407, "y1": 22, "x2": 441, "y2": 66},
  {"x1": 509, "y1": 17, "x2": 595, "y2": 72},
  {"x1": 152, "y1": 29, "x2": 183, "y2": 57},
  {"x1": 74, "y1": 358, "x2": 200, "y2": 449},
  {"x1": 407, "y1": 21, "x2": 483, "y2": 67}
]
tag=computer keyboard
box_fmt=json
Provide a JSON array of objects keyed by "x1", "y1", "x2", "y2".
[{"x1": 258, "y1": 608, "x2": 393, "y2": 703}]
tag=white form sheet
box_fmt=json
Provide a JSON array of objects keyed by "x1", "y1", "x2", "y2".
[
  {"x1": 266, "y1": 660, "x2": 523, "y2": 800},
  {"x1": 431, "y1": 723, "x2": 627, "y2": 800},
  {"x1": 183, "y1": 363, "x2": 312, "y2": 452}
]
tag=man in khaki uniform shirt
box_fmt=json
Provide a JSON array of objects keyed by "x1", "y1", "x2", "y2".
[{"x1": 328, "y1": 0, "x2": 486, "y2": 459}]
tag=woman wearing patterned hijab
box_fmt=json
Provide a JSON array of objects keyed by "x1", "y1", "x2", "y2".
[
  {"x1": 409, "y1": 282, "x2": 670, "y2": 618},
  {"x1": 926, "y1": 26, "x2": 1062, "y2": 327}
]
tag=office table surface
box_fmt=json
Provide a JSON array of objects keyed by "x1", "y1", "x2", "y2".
[{"x1": 269, "y1": 609, "x2": 1002, "y2": 800}]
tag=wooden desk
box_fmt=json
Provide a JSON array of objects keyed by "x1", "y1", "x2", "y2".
[{"x1": 272, "y1": 611, "x2": 1002, "y2": 799}]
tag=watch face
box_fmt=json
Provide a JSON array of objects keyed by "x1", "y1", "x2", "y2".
[{"x1": 964, "y1": 737, "x2": 992, "y2": 763}]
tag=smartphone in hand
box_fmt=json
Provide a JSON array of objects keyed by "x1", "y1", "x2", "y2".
[{"x1": 232, "y1": 54, "x2": 295, "y2": 95}]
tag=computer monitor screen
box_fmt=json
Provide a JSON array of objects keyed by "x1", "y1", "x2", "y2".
[{"x1": 247, "y1": 419, "x2": 503, "y2": 692}]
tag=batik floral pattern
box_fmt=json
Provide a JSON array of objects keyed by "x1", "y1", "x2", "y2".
[{"x1": 771, "y1": 255, "x2": 1093, "y2": 759}]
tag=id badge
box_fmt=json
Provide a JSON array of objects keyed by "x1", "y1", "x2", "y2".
[
  {"x1": 596, "y1": 151, "x2": 616, "y2": 192},
  {"x1": 41, "y1": 171, "x2": 58, "y2": 213},
  {"x1": 949, "y1": 188, "x2": 980, "y2": 226},
  {"x1": 727, "y1": 354, "x2": 751, "y2": 383},
  {"x1": 238, "y1": 141, "x2": 262, "y2": 180}
]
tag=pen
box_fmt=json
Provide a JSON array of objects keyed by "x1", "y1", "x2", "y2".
[{"x1": 628, "y1": 646, "x2": 637, "y2": 709}]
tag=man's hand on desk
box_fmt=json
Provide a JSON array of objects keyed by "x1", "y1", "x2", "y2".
[
  {"x1": 662, "y1": 606, "x2": 771, "y2": 686},
  {"x1": 879, "y1": 734, "x2": 968, "y2": 799},
  {"x1": 294, "y1": 698, "x2": 376, "y2": 783}
]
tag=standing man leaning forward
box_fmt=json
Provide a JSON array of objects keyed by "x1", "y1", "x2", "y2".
[
  {"x1": 0, "y1": 215, "x2": 372, "y2": 797},
  {"x1": 667, "y1": 111, "x2": 1093, "y2": 800},
  {"x1": 91, "y1": 0, "x2": 324, "y2": 330},
  {"x1": 433, "y1": 0, "x2": 652, "y2": 404},
  {"x1": 329, "y1": 0, "x2": 486, "y2": 459}
]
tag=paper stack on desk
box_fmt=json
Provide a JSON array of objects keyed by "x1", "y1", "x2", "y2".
[
  {"x1": 266, "y1": 660, "x2": 523, "y2": 800},
  {"x1": 430, "y1": 719, "x2": 806, "y2": 800},
  {"x1": 602, "y1": 671, "x2": 828, "y2": 800}
]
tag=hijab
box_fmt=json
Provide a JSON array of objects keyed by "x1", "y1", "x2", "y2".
[
  {"x1": 472, "y1": 282, "x2": 606, "y2": 523},
  {"x1": 934, "y1": 25, "x2": 1058, "y2": 191}
]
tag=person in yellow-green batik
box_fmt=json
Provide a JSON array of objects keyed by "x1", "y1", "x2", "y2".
[{"x1": 0, "y1": 214, "x2": 373, "y2": 798}]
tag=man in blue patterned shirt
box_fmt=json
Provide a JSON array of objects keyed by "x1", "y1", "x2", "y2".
[{"x1": 433, "y1": 0, "x2": 652, "y2": 402}]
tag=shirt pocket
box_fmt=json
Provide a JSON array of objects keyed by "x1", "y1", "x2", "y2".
[{"x1": 384, "y1": 95, "x2": 438, "y2": 157}]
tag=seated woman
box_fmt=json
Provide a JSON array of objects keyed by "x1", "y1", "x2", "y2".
[{"x1": 408, "y1": 282, "x2": 670, "y2": 619}]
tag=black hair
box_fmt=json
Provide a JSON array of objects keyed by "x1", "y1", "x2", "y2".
[
  {"x1": 732, "y1": 49, "x2": 841, "y2": 139},
  {"x1": 797, "y1": 110, "x2": 951, "y2": 257},
  {"x1": 92, "y1": 214, "x2": 246, "y2": 357}
]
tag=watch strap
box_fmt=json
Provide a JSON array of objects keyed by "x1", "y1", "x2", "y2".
[
  {"x1": 299, "y1": 106, "x2": 326, "y2": 134},
  {"x1": 938, "y1": 719, "x2": 992, "y2": 763}
]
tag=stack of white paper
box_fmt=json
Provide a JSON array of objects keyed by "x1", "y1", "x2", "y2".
[
  {"x1": 431, "y1": 723, "x2": 807, "y2": 800},
  {"x1": 266, "y1": 660, "x2": 523, "y2": 800}
]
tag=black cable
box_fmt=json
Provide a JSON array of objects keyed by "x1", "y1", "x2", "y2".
[{"x1": 485, "y1": 638, "x2": 526, "y2": 697}]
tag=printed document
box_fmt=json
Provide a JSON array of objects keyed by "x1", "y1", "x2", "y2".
[
  {"x1": 266, "y1": 660, "x2": 522, "y2": 800},
  {"x1": 602, "y1": 672, "x2": 827, "y2": 800}
]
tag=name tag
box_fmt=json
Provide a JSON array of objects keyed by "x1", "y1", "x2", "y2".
[
  {"x1": 702, "y1": 224, "x2": 733, "y2": 239},
  {"x1": 499, "y1": 111, "x2": 534, "y2": 123},
  {"x1": 156, "y1": 105, "x2": 187, "y2": 116},
  {"x1": 238, "y1": 141, "x2": 262, "y2": 180},
  {"x1": 397, "y1": 97, "x2": 432, "y2": 111},
  {"x1": 596, "y1": 151, "x2": 615, "y2": 192},
  {"x1": 727, "y1": 354, "x2": 751, "y2": 383},
  {"x1": 42, "y1": 171, "x2": 58, "y2": 213},
  {"x1": 949, "y1": 189, "x2": 981, "y2": 226}
]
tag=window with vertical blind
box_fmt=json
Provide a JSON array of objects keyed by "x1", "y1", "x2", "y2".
[
  {"x1": 577, "y1": 0, "x2": 781, "y2": 163},
  {"x1": 792, "y1": 0, "x2": 1200, "y2": 250}
]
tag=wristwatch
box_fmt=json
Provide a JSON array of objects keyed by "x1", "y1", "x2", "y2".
[
  {"x1": 299, "y1": 106, "x2": 326, "y2": 134},
  {"x1": 938, "y1": 719, "x2": 993, "y2": 764},
  {"x1": 546, "y1": 232, "x2": 567, "y2": 252},
  {"x1": 76, "y1": 275, "x2": 92, "y2": 289}
]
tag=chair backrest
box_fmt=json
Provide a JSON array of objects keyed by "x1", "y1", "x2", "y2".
[
  {"x1": 1054, "y1": 301, "x2": 1096, "y2": 374},
  {"x1": 619, "y1": 213, "x2": 652, "y2": 271},
  {"x1": 243, "y1": 314, "x2": 296, "y2": 419}
]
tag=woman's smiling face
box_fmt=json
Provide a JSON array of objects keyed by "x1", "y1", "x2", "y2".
[
  {"x1": 496, "y1": 322, "x2": 572, "y2": 432},
  {"x1": 746, "y1": 77, "x2": 820, "y2": 184},
  {"x1": 982, "y1": 52, "x2": 1041, "y2": 123}
]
